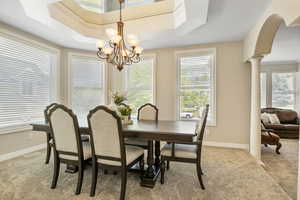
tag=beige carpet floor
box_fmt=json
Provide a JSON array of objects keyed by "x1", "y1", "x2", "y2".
[
  {"x1": 262, "y1": 139, "x2": 299, "y2": 200},
  {"x1": 0, "y1": 146, "x2": 292, "y2": 200}
]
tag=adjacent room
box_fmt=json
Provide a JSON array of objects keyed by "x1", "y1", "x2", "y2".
[{"x1": 0, "y1": 0, "x2": 299, "y2": 200}]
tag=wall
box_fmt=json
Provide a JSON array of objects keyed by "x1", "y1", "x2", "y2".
[
  {"x1": 0, "y1": 23, "x2": 251, "y2": 159},
  {"x1": 297, "y1": 63, "x2": 300, "y2": 115},
  {"x1": 113, "y1": 42, "x2": 251, "y2": 146},
  {"x1": 0, "y1": 22, "x2": 63, "y2": 156}
]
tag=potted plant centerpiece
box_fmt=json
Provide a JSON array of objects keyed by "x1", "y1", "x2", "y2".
[
  {"x1": 109, "y1": 91, "x2": 133, "y2": 124},
  {"x1": 118, "y1": 105, "x2": 132, "y2": 124}
]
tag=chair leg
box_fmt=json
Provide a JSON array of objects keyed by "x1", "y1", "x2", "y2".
[
  {"x1": 166, "y1": 161, "x2": 170, "y2": 170},
  {"x1": 104, "y1": 169, "x2": 108, "y2": 174},
  {"x1": 90, "y1": 159, "x2": 98, "y2": 197},
  {"x1": 139, "y1": 157, "x2": 144, "y2": 178},
  {"x1": 45, "y1": 133, "x2": 51, "y2": 164},
  {"x1": 276, "y1": 142, "x2": 282, "y2": 154},
  {"x1": 75, "y1": 163, "x2": 84, "y2": 195},
  {"x1": 160, "y1": 160, "x2": 165, "y2": 184},
  {"x1": 196, "y1": 163, "x2": 205, "y2": 190},
  {"x1": 51, "y1": 155, "x2": 60, "y2": 189},
  {"x1": 120, "y1": 169, "x2": 127, "y2": 200}
]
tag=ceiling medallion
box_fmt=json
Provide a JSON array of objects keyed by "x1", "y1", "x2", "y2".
[{"x1": 96, "y1": 0, "x2": 143, "y2": 71}]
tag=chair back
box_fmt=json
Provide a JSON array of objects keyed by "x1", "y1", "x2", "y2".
[
  {"x1": 44, "y1": 103, "x2": 58, "y2": 123},
  {"x1": 194, "y1": 105, "x2": 209, "y2": 142},
  {"x1": 87, "y1": 106, "x2": 125, "y2": 165},
  {"x1": 137, "y1": 103, "x2": 158, "y2": 121},
  {"x1": 48, "y1": 104, "x2": 83, "y2": 158}
]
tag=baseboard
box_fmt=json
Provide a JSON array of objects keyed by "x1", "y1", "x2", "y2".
[
  {"x1": 203, "y1": 141, "x2": 249, "y2": 150},
  {"x1": 0, "y1": 144, "x2": 46, "y2": 162}
]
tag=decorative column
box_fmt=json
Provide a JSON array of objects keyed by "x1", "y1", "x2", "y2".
[{"x1": 249, "y1": 56, "x2": 263, "y2": 161}]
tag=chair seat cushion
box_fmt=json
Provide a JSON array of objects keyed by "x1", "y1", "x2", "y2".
[
  {"x1": 98, "y1": 145, "x2": 144, "y2": 166},
  {"x1": 161, "y1": 144, "x2": 197, "y2": 159},
  {"x1": 59, "y1": 141, "x2": 92, "y2": 161},
  {"x1": 125, "y1": 138, "x2": 148, "y2": 147}
]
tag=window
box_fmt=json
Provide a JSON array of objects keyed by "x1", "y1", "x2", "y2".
[
  {"x1": 177, "y1": 50, "x2": 216, "y2": 125},
  {"x1": 125, "y1": 0, "x2": 154, "y2": 7},
  {"x1": 75, "y1": 0, "x2": 105, "y2": 13},
  {"x1": 70, "y1": 55, "x2": 106, "y2": 122},
  {"x1": 125, "y1": 55, "x2": 155, "y2": 118},
  {"x1": 260, "y1": 73, "x2": 267, "y2": 108},
  {"x1": 272, "y1": 73, "x2": 296, "y2": 109},
  {"x1": 0, "y1": 35, "x2": 58, "y2": 128}
]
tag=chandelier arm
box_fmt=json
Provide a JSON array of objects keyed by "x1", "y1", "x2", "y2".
[{"x1": 97, "y1": 51, "x2": 109, "y2": 59}]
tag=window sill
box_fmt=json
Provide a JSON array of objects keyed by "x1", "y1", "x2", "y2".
[{"x1": 0, "y1": 124, "x2": 33, "y2": 135}]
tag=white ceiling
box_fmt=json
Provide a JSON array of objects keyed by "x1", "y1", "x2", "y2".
[
  {"x1": 0, "y1": 0, "x2": 274, "y2": 52},
  {"x1": 263, "y1": 25, "x2": 300, "y2": 64}
]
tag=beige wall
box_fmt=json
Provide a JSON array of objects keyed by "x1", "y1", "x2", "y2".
[
  {"x1": 0, "y1": 23, "x2": 251, "y2": 158},
  {"x1": 113, "y1": 42, "x2": 251, "y2": 145}
]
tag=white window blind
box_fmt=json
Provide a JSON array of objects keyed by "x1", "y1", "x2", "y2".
[
  {"x1": 125, "y1": 56, "x2": 154, "y2": 118},
  {"x1": 71, "y1": 56, "x2": 105, "y2": 122},
  {"x1": 177, "y1": 51, "x2": 216, "y2": 125},
  {"x1": 0, "y1": 35, "x2": 57, "y2": 128}
]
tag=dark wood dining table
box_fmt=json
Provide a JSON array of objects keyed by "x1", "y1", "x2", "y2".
[{"x1": 31, "y1": 120, "x2": 196, "y2": 188}]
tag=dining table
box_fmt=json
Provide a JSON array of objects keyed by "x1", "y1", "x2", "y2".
[{"x1": 31, "y1": 119, "x2": 196, "y2": 188}]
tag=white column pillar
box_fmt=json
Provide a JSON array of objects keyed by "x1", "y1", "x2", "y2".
[{"x1": 249, "y1": 56, "x2": 263, "y2": 161}]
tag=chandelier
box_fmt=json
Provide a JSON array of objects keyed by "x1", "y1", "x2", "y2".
[{"x1": 96, "y1": 0, "x2": 143, "y2": 71}]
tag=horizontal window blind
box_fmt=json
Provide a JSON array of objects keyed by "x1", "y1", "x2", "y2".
[
  {"x1": 71, "y1": 56, "x2": 104, "y2": 122},
  {"x1": 177, "y1": 53, "x2": 216, "y2": 124},
  {"x1": 0, "y1": 35, "x2": 56, "y2": 128},
  {"x1": 125, "y1": 56, "x2": 154, "y2": 117}
]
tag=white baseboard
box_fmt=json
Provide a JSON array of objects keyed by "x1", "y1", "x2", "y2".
[
  {"x1": 0, "y1": 144, "x2": 46, "y2": 162},
  {"x1": 203, "y1": 141, "x2": 249, "y2": 151}
]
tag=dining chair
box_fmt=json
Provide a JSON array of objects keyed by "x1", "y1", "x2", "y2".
[
  {"x1": 87, "y1": 106, "x2": 144, "y2": 199},
  {"x1": 44, "y1": 103, "x2": 58, "y2": 164},
  {"x1": 48, "y1": 104, "x2": 92, "y2": 195},
  {"x1": 125, "y1": 103, "x2": 158, "y2": 148},
  {"x1": 160, "y1": 105, "x2": 209, "y2": 190}
]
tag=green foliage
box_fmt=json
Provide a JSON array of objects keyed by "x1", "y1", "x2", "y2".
[{"x1": 118, "y1": 105, "x2": 132, "y2": 116}]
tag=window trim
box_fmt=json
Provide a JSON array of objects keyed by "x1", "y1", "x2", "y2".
[
  {"x1": 123, "y1": 53, "x2": 157, "y2": 113},
  {"x1": 67, "y1": 52, "x2": 109, "y2": 109},
  {"x1": 0, "y1": 28, "x2": 61, "y2": 135},
  {"x1": 260, "y1": 63, "x2": 298, "y2": 109},
  {"x1": 175, "y1": 48, "x2": 217, "y2": 126}
]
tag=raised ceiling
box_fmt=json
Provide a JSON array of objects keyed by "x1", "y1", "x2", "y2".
[{"x1": 0, "y1": 0, "x2": 272, "y2": 52}]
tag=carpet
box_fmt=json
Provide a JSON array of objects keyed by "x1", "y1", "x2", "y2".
[{"x1": 0, "y1": 146, "x2": 291, "y2": 200}]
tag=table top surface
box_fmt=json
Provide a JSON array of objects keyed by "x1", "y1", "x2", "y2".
[{"x1": 32, "y1": 120, "x2": 197, "y2": 142}]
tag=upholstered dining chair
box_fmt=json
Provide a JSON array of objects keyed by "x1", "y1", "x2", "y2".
[
  {"x1": 87, "y1": 106, "x2": 144, "y2": 199},
  {"x1": 125, "y1": 103, "x2": 158, "y2": 148},
  {"x1": 44, "y1": 103, "x2": 58, "y2": 164},
  {"x1": 160, "y1": 105, "x2": 209, "y2": 190},
  {"x1": 48, "y1": 104, "x2": 92, "y2": 195}
]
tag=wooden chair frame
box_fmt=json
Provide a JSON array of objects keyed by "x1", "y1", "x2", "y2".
[
  {"x1": 160, "y1": 105, "x2": 209, "y2": 190},
  {"x1": 48, "y1": 104, "x2": 91, "y2": 195},
  {"x1": 44, "y1": 103, "x2": 58, "y2": 164},
  {"x1": 87, "y1": 106, "x2": 144, "y2": 199}
]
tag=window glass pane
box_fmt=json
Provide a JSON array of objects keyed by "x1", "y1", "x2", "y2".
[
  {"x1": 126, "y1": 0, "x2": 154, "y2": 7},
  {"x1": 126, "y1": 58, "x2": 153, "y2": 117},
  {"x1": 72, "y1": 57, "x2": 104, "y2": 122},
  {"x1": 272, "y1": 73, "x2": 295, "y2": 109},
  {"x1": 0, "y1": 36, "x2": 56, "y2": 127},
  {"x1": 179, "y1": 55, "x2": 214, "y2": 122},
  {"x1": 260, "y1": 73, "x2": 267, "y2": 108},
  {"x1": 75, "y1": 0, "x2": 104, "y2": 13}
]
